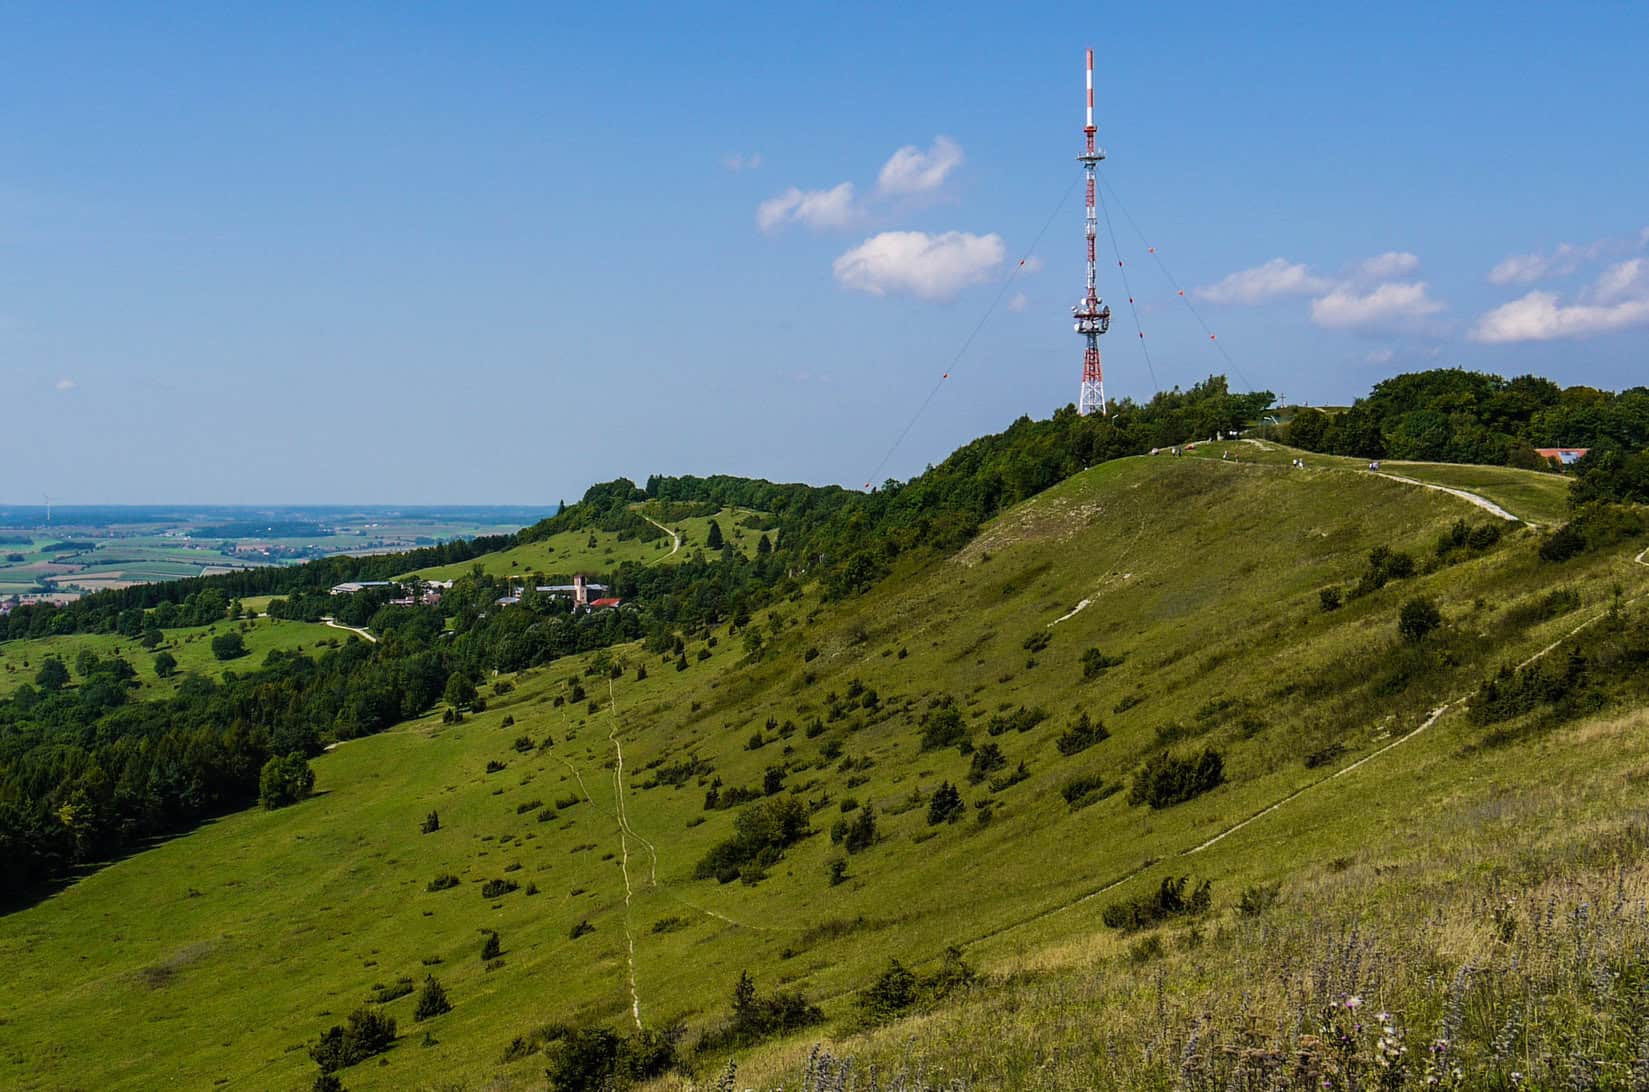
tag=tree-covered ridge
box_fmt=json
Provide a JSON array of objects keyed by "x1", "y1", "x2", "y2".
[{"x1": 1282, "y1": 368, "x2": 1649, "y2": 467}]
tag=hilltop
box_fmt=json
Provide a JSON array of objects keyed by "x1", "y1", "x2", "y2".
[{"x1": 4, "y1": 430, "x2": 1647, "y2": 1088}]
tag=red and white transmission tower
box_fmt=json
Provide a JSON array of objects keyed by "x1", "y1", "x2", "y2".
[{"x1": 1074, "y1": 47, "x2": 1112, "y2": 416}]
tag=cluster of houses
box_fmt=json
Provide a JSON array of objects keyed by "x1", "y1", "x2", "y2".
[
  {"x1": 323, "y1": 573, "x2": 620, "y2": 611},
  {"x1": 495, "y1": 573, "x2": 621, "y2": 610},
  {"x1": 328, "y1": 579, "x2": 451, "y2": 606}
]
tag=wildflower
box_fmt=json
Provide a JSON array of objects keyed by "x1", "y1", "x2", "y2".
[{"x1": 1345, "y1": 994, "x2": 1362, "y2": 1011}]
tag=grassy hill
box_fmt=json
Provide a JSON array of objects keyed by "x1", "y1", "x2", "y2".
[
  {"x1": 408, "y1": 506, "x2": 773, "y2": 582},
  {"x1": 3, "y1": 454, "x2": 1646, "y2": 1089},
  {"x1": 0, "y1": 615, "x2": 347, "y2": 699}
]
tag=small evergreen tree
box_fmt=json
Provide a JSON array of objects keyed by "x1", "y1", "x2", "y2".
[
  {"x1": 420, "y1": 810, "x2": 440, "y2": 834},
  {"x1": 926, "y1": 782, "x2": 964, "y2": 825},
  {"x1": 706, "y1": 520, "x2": 725, "y2": 550},
  {"x1": 413, "y1": 975, "x2": 451, "y2": 1021},
  {"x1": 1398, "y1": 596, "x2": 1442, "y2": 642},
  {"x1": 481, "y1": 931, "x2": 501, "y2": 960}
]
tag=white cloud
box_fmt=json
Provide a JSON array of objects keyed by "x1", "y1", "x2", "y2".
[
  {"x1": 1354, "y1": 251, "x2": 1420, "y2": 279},
  {"x1": 756, "y1": 182, "x2": 858, "y2": 233},
  {"x1": 1487, "y1": 253, "x2": 1551, "y2": 286},
  {"x1": 1487, "y1": 230, "x2": 1648, "y2": 285},
  {"x1": 54, "y1": 377, "x2": 75, "y2": 391},
  {"x1": 1471, "y1": 259, "x2": 1649, "y2": 343},
  {"x1": 833, "y1": 230, "x2": 1005, "y2": 301},
  {"x1": 1590, "y1": 258, "x2": 1646, "y2": 304},
  {"x1": 1364, "y1": 348, "x2": 1395, "y2": 365},
  {"x1": 1006, "y1": 292, "x2": 1028, "y2": 312},
  {"x1": 1310, "y1": 282, "x2": 1444, "y2": 329},
  {"x1": 876, "y1": 136, "x2": 964, "y2": 196},
  {"x1": 722, "y1": 152, "x2": 763, "y2": 172},
  {"x1": 1195, "y1": 258, "x2": 1331, "y2": 304},
  {"x1": 1018, "y1": 257, "x2": 1044, "y2": 275}
]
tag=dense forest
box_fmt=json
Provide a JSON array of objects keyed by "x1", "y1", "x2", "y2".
[{"x1": 1281, "y1": 369, "x2": 1649, "y2": 467}]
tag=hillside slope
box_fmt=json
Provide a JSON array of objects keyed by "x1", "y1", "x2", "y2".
[{"x1": 3, "y1": 455, "x2": 1645, "y2": 1090}]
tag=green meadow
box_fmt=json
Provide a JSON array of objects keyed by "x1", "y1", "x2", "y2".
[
  {"x1": 3, "y1": 455, "x2": 1645, "y2": 1089},
  {"x1": 0, "y1": 616, "x2": 348, "y2": 698},
  {"x1": 410, "y1": 507, "x2": 774, "y2": 581}
]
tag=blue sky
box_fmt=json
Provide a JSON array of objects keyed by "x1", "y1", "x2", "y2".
[{"x1": 3, "y1": 2, "x2": 1646, "y2": 504}]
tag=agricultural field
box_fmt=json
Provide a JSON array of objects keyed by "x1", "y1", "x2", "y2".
[
  {"x1": 410, "y1": 506, "x2": 776, "y2": 581},
  {"x1": 6, "y1": 454, "x2": 1646, "y2": 1089},
  {"x1": 0, "y1": 615, "x2": 352, "y2": 698},
  {"x1": 0, "y1": 505, "x2": 550, "y2": 605}
]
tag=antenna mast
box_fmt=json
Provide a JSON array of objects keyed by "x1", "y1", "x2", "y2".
[{"x1": 1075, "y1": 47, "x2": 1111, "y2": 416}]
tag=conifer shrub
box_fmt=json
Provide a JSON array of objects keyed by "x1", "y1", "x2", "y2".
[
  {"x1": 369, "y1": 977, "x2": 415, "y2": 1004},
  {"x1": 1128, "y1": 748, "x2": 1225, "y2": 809},
  {"x1": 926, "y1": 782, "x2": 964, "y2": 825},
  {"x1": 695, "y1": 971, "x2": 825, "y2": 1053},
  {"x1": 1061, "y1": 773, "x2": 1116, "y2": 810},
  {"x1": 414, "y1": 975, "x2": 452, "y2": 1021},
  {"x1": 1056, "y1": 712, "x2": 1110, "y2": 756},
  {"x1": 855, "y1": 947, "x2": 974, "y2": 1024},
  {"x1": 918, "y1": 705, "x2": 967, "y2": 752},
  {"x1": 986, "y1": 705, "x2": 1048, "y2": 735},
  {"x1": 420, "y1": 810, "x2": 440, "y2": 834},
  {"x1": 481, "y1": 931, "x2": 501, "y2": 960},
  {"x1": 693, "y1": 796, "x2": 811, "y2": 882},
  {"x1": 967, "y1": 742, "x2": 1007, "y2": 783},
  {"x1": 1101, "y1": 875, "x2": 1213, "y2": 931},
  {"x1": 480, "y1": 878, "x2": 518, "y2": 899},
  {"x1": 1237, "y1": 881, "x2": 1283, "y2": 916},
  {"x1": 309, "y1": 1006, "x2": 397, "y2": 1073},
  {"x1": 1398, "y1": 596, "x2": 1443, "y2": 643},
  {"x1": 1082, "y1": 647, "x2": 1124, "y2": 680}
]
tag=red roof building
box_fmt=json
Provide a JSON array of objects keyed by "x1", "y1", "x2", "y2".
[{"x1": 589, "y1": 597, "x2": 622, "y2": 609}]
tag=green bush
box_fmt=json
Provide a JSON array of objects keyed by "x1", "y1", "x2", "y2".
[
  {"x1": 309, "y1": 1006, "x2": 397, "y2": 1073},
  {"x1": 210, "y1": 632, "x2": 247, "y2": 661},
  {"x1": 918, "y1": 705, "x2": 967, "y2": 751},
  {"x1": 986, "y1": 705, "x2": 1048, "y2": 735},
  {"x1": 258, "y1": 753, "x2": 315, "y2": 810},
  {"x1": 967, "y1": 742, "x2": 1007, "y2": 783},
  {"x1": 692, "y1": 796, "x2": 811, "y2": 883},
  {"x1": 426, "y1": 873, "x2": 459, "y2": 892},
  {"x1": 926, "y1": 782, "x2": 964, "y2": 825},
  {"x1": 369, "y1": 977, "x2": 414, "y2": 1004},
  {"x1": 1061, "y1": 773, "x2": 1116, "y2": 810},
  {"x1": 1102, "y1": 876, "x2": 1212, "y2": 931},
  {"x1": 1398, "y1": 597, "x2": 1442, "y2": 642},
  {"x1": 1237, "y1": 881, "x2": 1283, "y2": 917},
  {"x1": 1082, "y1": 647, "x2": 1124, "y2": 680},
  {"x1": 1056, "y1": 712, "x2": 1109, "y2": 756},
  {"x1": 856, "y1": 947, "x2": 974, "y2": 1024},
  {"x1": 413, "y1": 975, "x2": 451, "y2": 1021},
  {"x1": 1128, "y1": 748, "x2": 1225, "y2": 809},
  {"x1": 420, "y1": 810, "x2": 440, "y2": 834}
]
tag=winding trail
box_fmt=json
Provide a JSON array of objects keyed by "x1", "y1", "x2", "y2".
[
  {"x1": 605, "y1": 680, "x2": 644, "y2": 1029},
  {"x1": 640, "y1": 514, "x2": 681, "y2": 564},
  {"x1": 321, "y1": 617, "x2": 376, "y2": 643},
  {"x1": 1237, "y1": 437, "x2": 1532, "y2": 525},
  {"x1": 1369, "y1": 471, "x2": 1525, "y2": 524}
]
